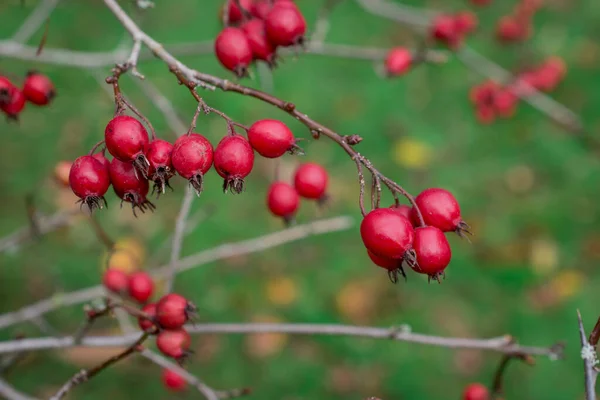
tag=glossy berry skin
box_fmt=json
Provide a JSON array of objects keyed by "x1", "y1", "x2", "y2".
[
  {"x1": 102, "y1": 268, "x2": 129, "y2": 293},
  {"x1": 0, "y1": 89, "x2": 26, "y2": 119},
  {"x1": 214, "y1": 134, "x2": 254, "y2": 194},
  {"x1": 411, "y1": 226, "x2": 452, "y2": 277},
  {"x1": 92, "y1": 151, "x2": 111, "y2": 171},
  {"x1": 69, "y1": 155, "x2": 111, "y2": 211},
  {"x1": 367, "y1": 249, "x2": 399, "y2": 271},
  {"x1": 431, "y1": 14, "x2": 460, "y2": 48},
  {"x1": 293, "y1": 162, "x2": 328, "y2": 200},
  {"x1": 145, "y1": 139, "x2": 174, "y2": 195},
  {"x1": 109, "y1": 158, "x2": 154, "y2": 215},
  {"x1": 22, "y1": 72, "x2": 55, "y2": 106},
  {"x1": 410, "y1": 188, "x2": 466, "y2": 233},
  {"x1": 389, "y1": 204, "x2": 412, "y2": 220},
  {"x1": 128, "y1": 271, "x2": 154, "y2": 303},
  {"x1": 215, "y1": 27, "x2": 253, "y2": 77},
  {"x1": 156, "y1": 293, "x2": 194, "y2": 330},
  {"x1": 104, "y1": 115, "x2": 150, "y2": 176},
  {"x1": 162, "y1": 369, "x2": 187, "y2": 392},
  {"x1": 226, "y1": 0, "x2": 253, "y2": 24},
  {"x1": 463, "y1": 383, "x2": 490, "y2": 400},
  {"x1": 267, "y1": 182, "x2": 300, "y2": 221},
  {"x1": 156, "y1": 328, "x2": 191, "y2": 360},
  {"x1": 360, "y1": 208, "x2": 414, "y2": 260},
  {"x1": 171, "y1": 133, "x2": 214, "y2": 195},
  {"x1": 251, "y1": 0, "x2": 295, "y2": 19},
  {"x1": 247, "y1": 119, "x2": 295, "y2": 158},
  {"x1": 384, "y1": 48, "x2": 412, "y2": 77},
  {"x1": 242, "y1": 19, "x2": 276, "y2": 64},
  {"x1": 265, "y1": 3, "x2": 306, "y2": 47},
  {"x1": 138, "y1": 303, "x2": 158, "y2": 333}
]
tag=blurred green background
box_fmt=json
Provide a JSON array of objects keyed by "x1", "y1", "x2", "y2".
[{"x1": 1, "y1": 0, "x2": 599, "y2": 398}]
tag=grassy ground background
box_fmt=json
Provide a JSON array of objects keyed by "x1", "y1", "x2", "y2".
[{"x1": 0, "y1": 0, "x2": 599, "y2": 398}]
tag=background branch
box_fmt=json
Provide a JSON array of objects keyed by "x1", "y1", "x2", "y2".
[
  {"x1": 11, "y1": 0, "x2": 61, "y2": 43},
  {"x1": 578, "y1": 310, "x2": 598, "y2": 400}
]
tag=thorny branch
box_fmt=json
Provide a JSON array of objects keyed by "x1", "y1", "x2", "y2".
[{"x1": 578, "y1": 310, "x2": 599, "y2": 400}]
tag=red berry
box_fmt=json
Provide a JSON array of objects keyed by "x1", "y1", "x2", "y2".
[
  {"x1": 389, "y1": 204, "x2": 412, "y2": 220},
  {"x1": 92, "y1": 150, "x2": 111, "y2": 171},
  {"x1": 22, "y1": 72, "x2": 55, "y2": 106},
  {"x1": 145, "y1": 139, "x2": 174, "y2": 195},
  {"x1": 215, "y1": 27, "x2": 253, "y2": 77},
  {"x1": 251, "y1": 0, "x2": 295, "y2": 19},
  {"x1": 455, "y1": 11, "x2": 478, "y2": 34},
  {"x1": 226, "y1": 0, "x2": 253, "y2": 24},
  {"x1": 431, "y1": 14, "x2": 461, "y2": 48},
  {"x1": 367, "y1": 249, "x2": 399, "y2": 270},
  {"x1": 267, "y1": 181, "x2": 299, "y2": 222},
  {"x1": 469, "y1": 80, "x2": 499, "y2": 105},
  {"x1": 247, "y1": 119, "x2": 296, "y2": 158},
  {"x1": 384, "y1": 47, "x2": 413, "y2": 77},
  {"x1": 109, "y1": 158, "x2": 155, "y2": 215},
  {"x1": 171, "y1": 133, "x2": 214, "y2": 195},
  {"x1": 156, "y1": 328, "x2": 191, "y2": 360},
  {"x1": 496, "y1": 16, "x2": 526, "y2": 42},
  {"x1": 162, "y1": 369, "x2": 187, "y2": 392},
  {"x1": 138, "y1": 303, "x2": 158, "y2": 333},
  {"x1": 493, "y1": 89, "x2": 518, "y2": 118},
  {"x1": 156, "y1": 293, "x2": 195, "y2": 330},
  {"x1": 104, "y1": 115, "x2": 150, "y2": 175},
  {"x1": 411, "y1": 226, "x2": 452, "y2": 279},
  {"x1": 69, "y1": 155, "x2": 111, "y2": 211},
  {"x1": 102, "y1": 268, "x2": 129, "y2": 293},
  {"x1": 265, "y1": 3, "x2": 306, "y2": 47},
  {"x1": 475, "y1": 105, "x2": 496, "y2": 125},
  {"x1": 0, "y1": 88, "x2": 26, "y2": 119},
  {"x1": 128, "y1": 271, "x2": 154, "y2": 303},
  {"x1": 360, "y1": 208, "x2": 415, "y2": 260},
  {"x1": 242, "y1": 19, "x2": 277, "y2": 64},
  {"x1": 214, "y1": 134, "x2": 255, "y2": 194},
  {"x1": 0, "y1": 76, "x2": 17, "y2": 106},
  {"x1": 463, "y1": 383, "x2": 490, "y2": 400},
  {"x1": 410, "y1": 188, "x2": 469, "y2": 234},
  {"x1": 293, "y1": 162, "x2": 328, "y2": 201}
]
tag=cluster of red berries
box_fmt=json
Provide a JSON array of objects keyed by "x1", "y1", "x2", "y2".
[
  {"x1": 496, "y1": 0, "x2": 542, "y2": 43},
  {"x1": 431, "y1": 10, "x2": 478, "y2": 49},
  {"x1": 68, "y1": 114, "x2": 300, "y2": 214},
  {"x1": 266, "y1": 162, "x2": 329, "y2": 224},
  {"x1": 463, "y1": 382, "x2": 489, "y2": 400},
  {"x1": 215, "y1": 0, "x2": 306, "y2": 76},
  {"x1": 360, "y1": 188, "x2": 469, "y2": 282},
  {"x1": 0, "y1": 72, "x2": 55, "y2": 120}
]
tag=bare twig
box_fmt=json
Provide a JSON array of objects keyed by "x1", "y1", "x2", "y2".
[
  {"x1": 310, "y1": 0, "x2": 342, "y2": 46},
  {"x1": 578, "y1": 310, "x2": 598, "y2": 400},
  {"x1": 491, "y1": 353, "x2": 534, "y2": 397},
  {"x1": 12, "y1": 0, "x2": 61, "y2": 43},
  {"x1": 0, "y1": 378, "x2": 36, "y2": 400},
  {"x1": 126, "y1": 39, "x2": 144, "y2": 78},
  {"x1": 87, "y1": 215, "x2": 115, "y2": 250},
  {"x1": 165, "y1": 186, "x2": 195, "y2": 293},
  {"x1": 73, "y1": 300, "x2": 115, "y2": 344}
]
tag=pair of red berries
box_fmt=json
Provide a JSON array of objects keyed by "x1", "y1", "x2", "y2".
[
  {"x1": 361, "y1": 188, "x2": 468, "y2": 282},
  {"x1": 513, "y1": 56, "x2": 566, "y2": 95},
  {"x1": 216, "y1": 0, "x2": 306, "y2": 76},
  {"x1": 266, "y1": 162, "x2": 329, "y2": 223},
  {"x1": 0, "y1": 72, "x2": 55, "y2": 119},
  {"x1": 469, "y1": 80, "x2": 518, "y2": 125},
  {"x1": 431, "y1": 11, "x2": 478, "y2": 49},
  {"x1": 103, "y1": 268, "x2": 154, "y2": 303}
]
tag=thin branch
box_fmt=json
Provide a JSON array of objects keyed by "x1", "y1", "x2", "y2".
[
  {"x1": 12, "y1": 0, "x2": 61, "y2": 43},
  {"x1": 72, "y1": 300, "x2": 115, "y2": 344},
  {"x1": 165, "y1": 185, "x2": 195, "y2": 293},
  {"x1": 310, "y1": 0, "x2": 342, "y2": 46},
  {"x1": 578, "y1": 310, "x2": 598, "y2": 400},
  {"x1": 354, "y1": 0, "x2": 430, "y2": 29},
  {"x1": 126, "y1": 39, "x2": 144, "y2": 78},
  {"x1": 306, "y1": 42, "x2": 447, "y2": 63},
  {"x1": 0, "y1": 378, "x2": 36, "y2": 400}
]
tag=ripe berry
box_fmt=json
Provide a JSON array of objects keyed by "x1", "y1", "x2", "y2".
[
  {"x1": 22, "y1": 72, "x2": 55, "y2": 106},
  {"x1": 367, "y1": 249, "x2": 406, "y2": 282},
  {"x1": 493, "y1": 89, "x2": 518, "y2": 118},
  {"x1": 226, "y1": 0, "x2": 253, "y2": 24},
  {"x1": 410, "y1": 188, "x2": 470, "y2": 235},
  {"x1": 384, "y1": 47, "x2": 412, "y2": 77},
  {"x1": 156, "y1": 293, "x2": 196, "y2": 330},
  {"x1": 411, "y1": 226, "x2": 452, "y2": 280},
  {"x1": 104, "y1": 115, "x2": 150, "y2": 175},
  {"x1": 171, "y1": 133, "x2": 214, "y2": 195},
  {"x1": 431, "y1": 14, "x2": 461, "y2": 48},
  {"x1": 214, "y1": 27, "x2": 253, "y2": 77},
  {"x1": 128, "y1": 271, "x2": 154, "y2": 303},
  {"x1": 496, "y1": 16, "x2": 526, "y2": 42},
  {"x1": 69, "y1": 155, "x2": 111, "y2": 211},
  {"x1": 247, "y1": 119, "x2": 296, "y2": 158},
  {"x1": 0, "y1": 88, "x2": 26, "y2": 119},
  {"x1": 102, "y1": 268, "x2": 129, "y2": 293},
  {"x1": 0, "y1": 76, "x2": 16, "y2": 105},
  {"x1": 156, "y1": 328, "x2": 192, "y2": 361},
  {"x1": 251, "y1": 0, "x2": 295, "y2": 19},
  {"x1": 360, "y1": 208, "x2": 415, "y2": 262},
  {"x1": 138, "y1": 303, "x2": 158, "y2": 333},
  {"x1": 475, "y1": 105, "x2": 495, "y2": 125},
  {"x1": 145, "y1": 139, "x2": 174, "y2": 195},
  {"x1": 463, "y1": 383, "x2": 490, "y2": 400},
  {"x1": 92, "y1": 150, "x2": 111, "y2": 171},
  {"x1": 389, "y1": 204, "x2": 412, "y2": 220},
  {"x1": 54, "y1": 161, "x2": 73, "y2": 187},
  {"x1": 265, "y1": 2, "x2": 306, "y2": 47},
  {"x1": 213, "y1": 134, "x2": 255, "y2": 194},
  {"x1": 293, "y1": 162, "x2": 328, "y2": 201},
  {"x1": 242, "y1": 19, "x2": 277, "y2": 65},
  {"x1": 455, "y1": 11, "x2": 478, "y2": 34},
  {"x1": 267, "y1": 181, "x2": 300, "y2": 223},
  {"x1": 162, "y1": 369, "x2": 187, "y2": 392},
  {"x1": 109, "y1": 158, "x2": 155, "y2": 215}
]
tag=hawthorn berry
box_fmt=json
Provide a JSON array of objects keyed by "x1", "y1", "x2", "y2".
[
  {"x1": 455, "y1": 11, "x2": 478, "y2": 34},
  {"x1": 22, "y1": 72, "x2": 55, "y2": 106},
  {"x1": 431, "y1": 14, "x2": 461, "y2": 48},
  {"x1": 171, "y1": 133, "x2": 214, "y2": 195},
  {"x1": 145, "y1": 139, "x2": 175, "y2": 195},
  {"x1": 410, "y1": 188, "x2": 470, "y2": 235},
  {"x1": 411, "y1": 226, "x2": 452, "y2": 280},
  {"x1": 496, "y1": 16, "x2": 527, "y2": 42},
  {"x1": 367, "y1": 249, "x2": 406, "y2": 282},
  {"x1": 247, "y1": 119, "x2": 296, "y2": 158},
  {"x1": 493, "y1": 89, "x2": 518, "y2": 118},
  {"x1": 162, "y1": 369, "x2": 187, "y2": 392},
  {"x1": 267, "y1": 181, "x2": 300, "y2": 223},
  {"x1": 213, "y1": 134, "x2": 255, "y2": 194},
  {"x1": 384, "y1": 47, "x2": 412, "y2": 77},
  {"x1": 128, "y1": 271, "x2": 154, "y2": 303},
  {"x1": 54, "y1": 161, "x2": 73, "y2": 187},
  {"x1": 156, "y1": 328, "x2": 192, "y2": 361},
  {"x1": 109, "y1": 158, "x2": 155, "y2": 215},
  {"x1": 138, "y1": 303, "x2": 158, "y2": 333},
  {"x1": 293, "y1": 162, "x2": 328, "y2": 202},
  {"x1": 251, "y1": 0, "x2": 295, "y2": 19},
  {"x1": 360, "y1": 208, "x2": 415, "y2": 263},
  {"x1": 92, "y1": 150, "x2": 111, "y2": 171},
  {"x1": 102, "y1": 268, "x2": 129, "y2": 294},
  {"x1": 463, "y1": 383, "x2": 490, "y2": 400},
  {"x1": 0, "y1": 88, "x2": 26, "y2": 119},
  {"x1": 214, "y1": 27, "x2": 253, "y2": 77},
  {"x1": 0, "y1": 76, "x2": 16, "y2": 105},
  {"x1": 242, "y1": 19, "x2": 277, "y2": 65},
  {"x1": 69, "y1": 155, "x2": 111, "y2": 211},
  {"x1": 104, "y1": 115, "x2": 150, "y2": 175},
  {"x1": 156, "y1": 293, "x2": 196, "y2": 330},
  {"x1": 225, "y1": 0, "x2": 252, "y2": 24},
  {"x1": 389, "y1": 204, "x2": 412, "y2": 220},
  {"x1": 265, "y1": 2, "x2": 306, "y2": 47}
]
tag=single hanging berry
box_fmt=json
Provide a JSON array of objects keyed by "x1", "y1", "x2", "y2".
[
  {"x1": 156, "y1": 328, "x2": 192, "y2": 362},
  {"x1": 109, "y1": 158, "x2": 155, "y2": 216},
  {"x1": 265, "y1": 2, "x2": 306, "y2": 46},
  {"x1": 0, "y1": 88, "x2": 26, "y2": 120},
  {"x1": 22, "y1": 71, "x2": 56, "y2": 106},
  {"x1": 69, "y1": 155, "x2": 111, "y2": 211},
  {"x1": 410, "y1": 188, "x2": 471, "y2": 236},
  {"x1": 384, "y1": 47, "x2": 413, "y2": 77},
  {"x1": 138, "y1": 303, "x2": 158, "y2": 333},
  {"x1": 411, "y1": 226, "x2": 452, "y2": 281},
  {"x1": 463, "y1": 383, "x2": 490, "y2": 400},
  {"x1": 214, "y1": 27, "x2": 254, "y2": 77},
  {"x1": 213, "y1": 134, "x2": 255, "y2": 194},
  {"x1": 156, "y1": 293, "x2": 196, "y2": 330},
  {"x1": 241, "y1": 19, "x2": 277, "y2": 65},
  {"x1": 293, "y1": 162, "x2": 328, "y2": 202},
  {"x1": 104, "y1": 115, "x2": 150, "y2": 175},
  {"x1": 431, "y1": 14, "x2": 462, "y2": 49},
  {"x1": 145, "y1": 139, "x2": 175, "y2": 195},
  {"x1": 267, "y1": 181, "x2": 300, "y2": 224},
  {"x1": 162, "y1": 369, "x2": 187, "y2": 392},
  {"x1": 171, "y1": 133, "x2": 214, "y2": 196},
  {"x1": 128, "y1": 271, "x2": 154, "y2": 303},
  {"x1": 247, "y1": 119, "x2": 297, "y2": 158}
]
